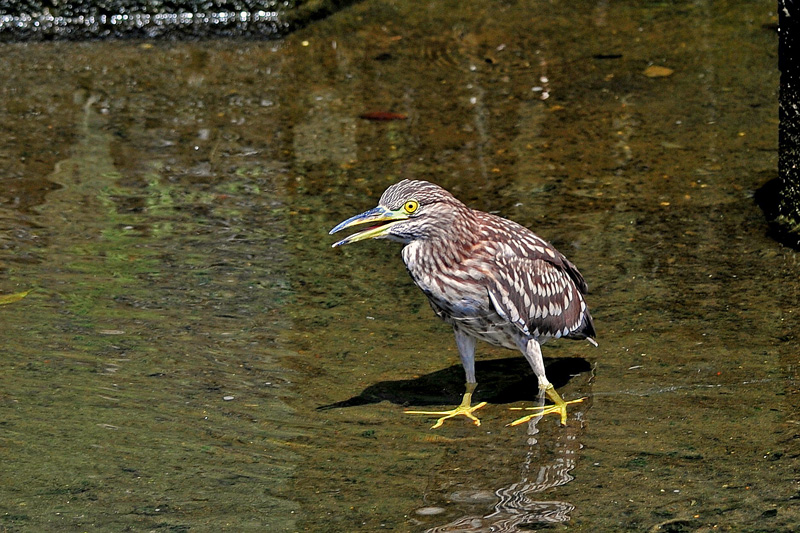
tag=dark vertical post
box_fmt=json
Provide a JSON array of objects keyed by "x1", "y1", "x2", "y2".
[{"x1": 778, "y1": 0, "x2": 800, "y2": 246}]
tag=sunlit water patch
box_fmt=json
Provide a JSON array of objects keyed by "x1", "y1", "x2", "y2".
[{"x1": 1, "y1": 84, "x2": 300, "y2": 531}]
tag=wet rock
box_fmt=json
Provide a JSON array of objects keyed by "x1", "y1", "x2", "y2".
[
  {"x1": 415, "y1": 506, "x2": 446, "y2": 516},
  {"x1": 644, "y1": 65, "x2": 674, "y2": 78}
]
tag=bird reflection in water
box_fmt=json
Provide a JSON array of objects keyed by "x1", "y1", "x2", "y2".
[{"x1": 420, "y1": 396, "x2": 588, "y2": 533}]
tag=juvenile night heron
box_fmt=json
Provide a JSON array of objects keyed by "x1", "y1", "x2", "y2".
[{"x1": 329, "y1": 180, "x2": 596, "y2": 428}]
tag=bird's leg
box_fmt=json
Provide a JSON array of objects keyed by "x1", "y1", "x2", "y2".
[
  {"x1": 405, "y1": 328, "x2": 487, "y2": 429},
  {"x1": 508, "y1": 339, "x2": 585, "y2": 427},
  {"x1": 405, "y1": 381, "x2": 487, "y2": 429}
]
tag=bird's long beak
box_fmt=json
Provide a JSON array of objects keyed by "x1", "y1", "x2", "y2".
[{"x1": 329, "y1": 206, "x2": 408, "y2": 247}]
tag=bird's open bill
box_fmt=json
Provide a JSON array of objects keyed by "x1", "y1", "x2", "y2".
[{"x1": 329, "y1": 206, "x2": 409, "y2": 247}]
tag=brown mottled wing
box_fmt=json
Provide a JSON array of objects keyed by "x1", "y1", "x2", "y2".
[{"x1": 482, "y1": 219, "x2": 595, "y2": 341}]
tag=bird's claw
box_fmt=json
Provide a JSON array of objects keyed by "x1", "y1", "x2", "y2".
[
  {"x1": 507, "y1": 396, "x2": 586, "y2": 427},
  {"x1": 406, "y1": 401, "x2": 488, "y2": 429}
]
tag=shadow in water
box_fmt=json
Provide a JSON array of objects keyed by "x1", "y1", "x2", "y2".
[
  {"x1": 318, "y1": 357, "x2": 592, "y2": 411},
  {"x1": 754, "y1": 176, "x2": 800, "y2": 250}
]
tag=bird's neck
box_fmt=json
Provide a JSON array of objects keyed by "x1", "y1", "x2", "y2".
[{"x1": 416, "y1": 207, "x2": 479, "y2": 267}]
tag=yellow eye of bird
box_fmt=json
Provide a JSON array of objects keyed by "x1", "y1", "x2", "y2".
[{"x1": 404, "y1": 200, "x2": 419, "y2": 214}]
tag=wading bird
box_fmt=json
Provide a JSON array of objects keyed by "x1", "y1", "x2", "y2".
[{"x1": 330, "y1": 180, "x2": 596, "y2": 428}]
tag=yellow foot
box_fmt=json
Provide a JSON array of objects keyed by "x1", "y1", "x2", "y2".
[
  {"x1": 406, "y1": 401, "x2": 488, "y2": 429},
  {"x1": 507, "y1": 397, "x2": 586, "y2": 427}
]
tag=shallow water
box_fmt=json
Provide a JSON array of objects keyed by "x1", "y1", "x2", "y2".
[{"x1": 1, "y1": 1, "x2": 796, "y2": 532}]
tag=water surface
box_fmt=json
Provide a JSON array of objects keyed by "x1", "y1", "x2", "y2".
[{"x1": 1, "y1": 1, "x2": 796, "y2": 532}]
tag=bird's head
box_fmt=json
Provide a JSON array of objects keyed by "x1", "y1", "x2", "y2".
[{"x1": 329, "y1": 179, "x2": 466, "y2": 247}]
